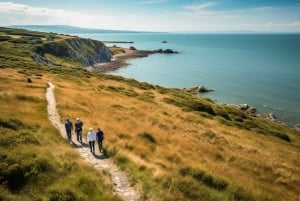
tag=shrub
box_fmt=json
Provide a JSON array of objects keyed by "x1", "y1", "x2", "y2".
[
  {"x1": 215, "y1": 109, "x2": 231, "y2": 120},
  {"x1": 175, "y1": 178, "x2": 215, "y2": 201},
  {"x1": 116, "y1": 156, "x2": 129, "y2": 166},
  {"x1": 179, "y1": 167, "x2": 229, "y2": 191},
  {"x1": 230, "y1": 188, "x2": 255, "y2": 201},
  {"x1": 139, "y1": 132, "x2": 156, "y2": 143},
  {"x1": 0, "y1": 36, "x2": 12, "y2": 41},
  {"x1": 179, "y1": 167, "x2": 194, "y2": 176},
  {"x1": 0, "y1": 118, "x2": 25, "y2": 130},
  {"x1": 0, "y1": 155, "x2": 54, "y2": 191},
  {"x1": 48, "y1": 189, "x2": 78, "y2": 201}
]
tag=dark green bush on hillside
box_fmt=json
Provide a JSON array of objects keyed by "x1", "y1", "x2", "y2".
[
  {"x1": 139, "y1": 132, "x2": 156, "y2": 144},
  {"x1": 162, "y1": 94, "x2": 215, "y2": 116},
  {"x1": 49, "y1": 189, "x2": 78, "y2": 201},
  {"x1": 0, "y1": 35, "x2": 12, "y2": 41},
  {"x1": 230, "y1": 188, "x2": 255, "y2": 201},
  {"x1": 0, "y1": 154, "x2": 53, "y2": 190},
  {"x1": 175, "y1": 178, "x2": 215, "y2": 201},
  {"x1": 179, "y1": 167, "x2": 228, "y2": 191},
  {"x1": 0, "y1": 118, "x2": 25, "y2": 130}
]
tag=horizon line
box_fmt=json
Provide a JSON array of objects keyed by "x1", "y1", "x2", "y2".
[{"x1": 5, "y1": 24, "x2": 300, "y2": 34}]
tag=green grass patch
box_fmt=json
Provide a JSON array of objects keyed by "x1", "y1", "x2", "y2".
[{"x1": 179, "y1": 167, "x2": 228, "y2": 191}]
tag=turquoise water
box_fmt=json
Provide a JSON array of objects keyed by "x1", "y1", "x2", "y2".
[{"x1": 77, "y1": 33, "x2": 300, "y2": 127}]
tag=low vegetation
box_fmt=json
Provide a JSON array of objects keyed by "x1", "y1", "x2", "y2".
[{"x1": 1, "y1": 27, "x2": 300, "y2": 201}]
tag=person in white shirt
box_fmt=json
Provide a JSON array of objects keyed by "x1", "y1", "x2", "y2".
[{"x1": 87, "y1": 128, "x2": 96, "y2": 153}]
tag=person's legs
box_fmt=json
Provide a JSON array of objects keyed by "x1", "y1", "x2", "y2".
[
  {"x1": 92, "y1": 141, "x2": 95, "y2": 153},
  {"x1": 97, "y1": 140, "x2": 101, "y2": 151},
  {"x1": 78, "y1": 130, "x2": 82, "y2": 143},
  {"x1": 66, "y1": 130, "x2": 71, "y2": 141},
  {"x1": 89, "y1": 141, "x2": 93, "y2": 152},
  {"x1": 76, "y1": 130, "x2": 79, "y2": 141},
  {"x1": 99, "y1": 140, "x2": 103, "y2": 152}
]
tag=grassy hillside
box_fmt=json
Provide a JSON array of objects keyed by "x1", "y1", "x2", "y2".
[{"x1": 1, "y1": 27, "x2": 300, "y2": 201}]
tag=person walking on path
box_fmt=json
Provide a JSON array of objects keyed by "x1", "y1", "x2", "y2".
[
  {"x1": 96, "y1": 128, "x2": 104, "y2": 152},
  {"x1": 75, "y1": 117, "x2": 83, "y2": 143},
  {"x1": 64, "y1": 117, "x2": 73, "y2": 144},
  {"x1": 87, "y1": 128, "x2": 96, "y2": 153}
]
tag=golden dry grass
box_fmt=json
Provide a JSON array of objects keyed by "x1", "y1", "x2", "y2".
[
  {"x1": 41, "y1": 69, "x2": 300, "y2": 200},
  {"x1": 0, "y1": 68, "x2": 121, "y2": 201},
  {"x1": 1, "y1": 67, "x2": 300, "y2": 201}
]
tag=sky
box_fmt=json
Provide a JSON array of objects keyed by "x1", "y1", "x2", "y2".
[{"x1": 0, "y1": 0, "x2": 300, "y2": 32}]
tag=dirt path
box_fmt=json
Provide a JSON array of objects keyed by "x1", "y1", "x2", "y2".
[{"x1": 46, "y1": 82, "x2": 140, "y2": 201}]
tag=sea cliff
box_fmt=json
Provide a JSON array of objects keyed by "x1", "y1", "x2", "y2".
[{"x1": 34, "y1": 37, "x2": 112, "y2": 67}]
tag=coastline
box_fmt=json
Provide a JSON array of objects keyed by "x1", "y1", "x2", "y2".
[
  {"x1": 90, "y1": 48, "x2": 153, "y2": 73},
  {"x1": 88, "y1": 47, "x2": 299, "y2": 130}
]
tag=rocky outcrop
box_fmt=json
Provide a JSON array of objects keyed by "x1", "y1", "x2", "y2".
[
  {"x1": 153, "y1": 48, "x2": 178, "y2": 54},
  {"x1": 183, "y1": 85, "x2": 215, "y2": 93},
  {"x1": 32, "y1": 55, "x2": 57, "y2": 66},
  {"x1": 224, "y1": 103, "x2": 257, "y2": 114},
  {"x1": 34, "y1": 38, "x2": 112, "y2": 67},
  {"x1": 256, "y1": 113, "x2": 278, "y2": 122}
]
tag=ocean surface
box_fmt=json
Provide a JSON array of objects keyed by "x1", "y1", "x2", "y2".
[{"x1": 18, "y1": 26, "x2": 299, "y2": 127}]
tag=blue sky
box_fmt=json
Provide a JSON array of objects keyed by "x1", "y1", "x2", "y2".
[{"x1": 0, "y1": 0, "x2": 300, "y2": 32}]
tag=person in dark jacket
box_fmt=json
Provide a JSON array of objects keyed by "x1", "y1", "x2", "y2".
[
  {"x1": 75, "y1": 117, "x2": 83, "y2": 143},
  {"x1": 96, "y1": 128, "x2": 104, "y2": 152},
  {"x1": 64, "y1": 117, "x2": 73, "y2": 144}
]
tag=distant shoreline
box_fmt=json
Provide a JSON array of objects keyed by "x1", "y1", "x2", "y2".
[
  {"x1": 90, "y1": 48, "x2": 153, "y2": 73},
  {"x1": 90, "y1": 47, "x2": 178, "y2": 73}
]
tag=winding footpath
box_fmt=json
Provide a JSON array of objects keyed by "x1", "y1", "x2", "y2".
[{"x1": 46, "y1": 82, "x2": 140, "y2": 201}]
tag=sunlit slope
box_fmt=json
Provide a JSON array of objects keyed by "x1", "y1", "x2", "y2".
[
  {"x1": 0, "y1": 68, "x2": 122, "y2": 201},
  {"x1": 45, "y1": 67, "x2": 300, "y2": 201}
]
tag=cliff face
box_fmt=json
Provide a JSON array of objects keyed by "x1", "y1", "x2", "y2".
[{"x1": 34, "y1": 38, "x2": 112, "y2": 67}]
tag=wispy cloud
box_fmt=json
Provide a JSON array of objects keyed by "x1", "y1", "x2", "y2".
[
  {"x1": 181, "y1": 2, "x2": 236, "y2": 19},
  {"x1": 0, "y1": 2, "x2": 116, "y2": 29},
  {"x1": 0, "y1": 1, "x2": 299, "y2": 32},
  {"x1": 137, "y1": 0, "x2": 168, "y2": 5},
  {"x1": 0, "y1": 2, "x2": 77, "y2": 16},
  {"x1": 183, "y1": 2, "x2": 217, "y2": 15}
]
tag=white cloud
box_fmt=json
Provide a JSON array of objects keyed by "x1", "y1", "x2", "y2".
[
  {"x1": 181, "y1": 2, "x2": 236, "y2": 19},
  {"x1": 0, "y1": 1, "x2": 299, "y2": 32},
  {"x1": 0, "y1": 2, "x2": 77, "y2": 16},
  {"x1": 0, "y1": 2, "x2": 117, "y2": 29}
]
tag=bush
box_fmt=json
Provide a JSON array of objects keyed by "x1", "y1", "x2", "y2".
[
  {"x1": 230, "y1": 188, "x2": 255, "y2": 201},
  {"x1": 179, "y1": 167, "x2": 228, "y2": 191},
  {"x1": 175, "y1": 178, "x2": 215, "y2": 201},
  {"x1": 48, "y1": 189, "x2": 78, "y2": 201},
  {"x1": 0, "y1": 156, "x2": 53, "y2": 191},
  {"x1": 0, "y1": 118, "x2": 25, "y2": 130},
  {"x1": 179, "y1": 167, "x2": 194, "y2": 176},
  {"x1": 139, "y1": 132, "x2": 156, "y2": 143},
  {"x1": 0, "y1": 36, "x2": 12, "y2": 41}
]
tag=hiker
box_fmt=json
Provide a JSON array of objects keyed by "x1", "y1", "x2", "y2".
[
  {"x1": 96, "y1": 128, "x2": 104, "y2": 152},
  {"x1": 75, "y1": 117, "x2": 83, "y2": 143},
  {"x1": 87, "y1": 128, "x2": 96, "y2": 153},
  {"x1": 64, "y1": 117, "x2": 73, "y2": 144}
]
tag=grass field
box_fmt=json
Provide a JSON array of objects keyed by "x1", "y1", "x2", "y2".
[{"x1": 1, "y1": 27, "x2": 300, "y2": 201}]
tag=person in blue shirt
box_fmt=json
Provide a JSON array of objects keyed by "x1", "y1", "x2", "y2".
[
  {"x1": 64, "y1": 117, "x2": 73, "y2": 144},
  {"x1": 96, "y1": 128, "x2": 104, "y2": 152}
]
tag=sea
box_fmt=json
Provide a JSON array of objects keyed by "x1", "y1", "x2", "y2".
[
  {"x1": 75, "y1": 32, "x2": 300, "y2": 128},
  {"x1": 13, "y1": 26, "x2": 300, "y2": 127}
]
